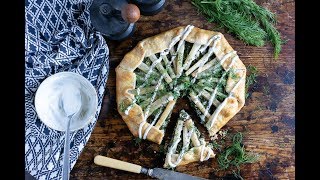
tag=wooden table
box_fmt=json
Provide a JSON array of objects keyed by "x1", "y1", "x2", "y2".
[{"x1": 71, "y1": 0, "x2": 295, "y2": 179}]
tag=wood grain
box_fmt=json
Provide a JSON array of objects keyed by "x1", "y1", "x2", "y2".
[{"x1": 70, "y1": 0, "x2": 295, "y2": 179}]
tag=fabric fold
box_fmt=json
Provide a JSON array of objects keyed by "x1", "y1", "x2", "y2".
[{"x1": 25, "y1": 0, "x2": 109, "y2": 179}]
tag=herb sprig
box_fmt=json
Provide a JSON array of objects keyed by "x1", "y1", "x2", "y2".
[
  {"x1": 192, "y1": 0, "x2": 283, "y2": 58},
  {"x1": 133, "y1": 137, "x2": 142, "y2": 146},
  {"x1": 245, "y1": 65, "x2": 258, "y2": 99},
  {"x1": 217, "y1": 132, "x2": 260, "y2": 179},
  {"x1": 119, "y1": 101, "x2": 128, "y2": 112}
]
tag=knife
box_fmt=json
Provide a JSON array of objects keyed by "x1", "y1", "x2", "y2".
[{"x1": 94, "y1": 155, "x2": 207, "y2": 180}]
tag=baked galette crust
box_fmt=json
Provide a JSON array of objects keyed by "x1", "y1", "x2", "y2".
[{"x1": 116, "y1": 26, "x2": 246, "y2": 144}]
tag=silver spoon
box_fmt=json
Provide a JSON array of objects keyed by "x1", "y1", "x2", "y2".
[{"x1": 61, "y1": 87, "x2": 82, "y2": 180}]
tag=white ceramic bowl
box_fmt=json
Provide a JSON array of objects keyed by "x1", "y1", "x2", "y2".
[{"x1": 35, "y1": 72, "x2": 98, "y2": 132}]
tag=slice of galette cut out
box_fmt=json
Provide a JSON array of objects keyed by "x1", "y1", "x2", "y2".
[
  {"x1": 164, "y1": 110, "x2": 215, "y2": 168},
  {"x1": 116, "y1": 25, "x2": 246, "y2": 144}
]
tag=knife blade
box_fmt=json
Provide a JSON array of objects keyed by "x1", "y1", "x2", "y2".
[
  {"x1": 141, "y1": 167, "x2": 206, "y2": 180},
  {"x1": 94, "y1": 155, "x2": 206, "y2": 180}
]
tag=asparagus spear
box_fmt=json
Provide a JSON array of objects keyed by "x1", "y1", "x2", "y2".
[
  {"x1": 148, "y1": 55, "x2": 172, "y2": 83},
  {"x1": 185, "y1": 39, "x2": 218, "y2": 76},
  {"x1": 189, "y1": 91, "x2": 211, "y2": 119},
  {"x1": 194, "y1": 88, "x2": 221, "y2": 107},
  {"x1": 146, "y1": 93, "x2": 174, "y2": 118},
  {"x1": 136, "y1": 73, "x2": 159, "y2": 86},
  {"x1": 195, "y1": 65, "x2": 223, "y2": 79},
  {"x1": 155, "y1": 100, "x2": 176, "y2": 129},
  {"x1": 138, "y1": 62, "x2": 151, "y2": 73},
  {"x1": 183, "y1": 43, "x2": 202, "y2": 70},
  {"x1": 170, "y1": 48, "x2": 177, "y2": 73},
  {"x1": 176, "y1": 41, "x2": 185, "y2": 78},
  {"x1": 162, "y1": 54, "x2": 176, "y2": 79},
  {"x1": 129, "y1": 84, "x2": 165, "y2": 95},
  {"x1": 191, "y1": 57, "x2": 218, "y2": 76}
]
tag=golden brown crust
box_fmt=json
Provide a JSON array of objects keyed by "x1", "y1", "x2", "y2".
[{"x1": 116, "y1": 26, "x2": 246, "y2": 145}]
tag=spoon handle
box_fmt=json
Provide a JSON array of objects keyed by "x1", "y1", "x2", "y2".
[{"x1": 62, "y1": 118, "x2": 71, "y2": 180}]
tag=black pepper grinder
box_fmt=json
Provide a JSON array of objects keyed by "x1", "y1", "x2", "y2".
[
  {"x1": 130, "y1": 0, "x2": 166, "y2": 16},
  {"x1": 90, "y1": 0, "x2": 140, "y2": 41}
]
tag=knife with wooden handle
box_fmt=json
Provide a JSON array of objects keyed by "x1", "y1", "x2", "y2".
[{"x1": 94, "y1": 155, "x2": 207, "y2": 180}]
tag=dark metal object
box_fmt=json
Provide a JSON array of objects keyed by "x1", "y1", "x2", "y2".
[
  {"x1": 90, "y1": 0, "x2": 135, "y2": 41},
  {"x1": 140, "y1": 167, "x2": 207, "y2": 180},
  {"x1": 25, "y1": 171, "x2": 36, "y2": 180},
  {"x1": 131, "y1": 0, "x2": 165, "y2": 16}
]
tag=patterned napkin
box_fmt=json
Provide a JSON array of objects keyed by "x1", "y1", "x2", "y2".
[{"x1": 25, "y1": 0, "x2": 109, "y2": 179}]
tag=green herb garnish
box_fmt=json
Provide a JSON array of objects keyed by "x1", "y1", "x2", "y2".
[
  {"x1": 262, "y1": 85, "x2": 270, "y2": 96},
  {"x1": 119, "y1": 101, "x2": 128, "y2": 112},
  {"x1": 159, "y1": 144, "x2": 166, "y2": 154},
  {"x1": 209, "y1": 141, "x2": 223, "y2": 151},
  {"x1": 229, "y1": 68, "x2": 239, "y2": 80},
  {"x1": 245, "y1": 65, "x2": 258, "y2": 99},
  {"x1": 192, "y1": 0, "x2": 283, "y2": 58},
  {"x1": 217, "y1": 132, "x2": 259, "y2": 179},
  {"x1": 133, "y1": 137, "x2": 142, "y2": 146}
]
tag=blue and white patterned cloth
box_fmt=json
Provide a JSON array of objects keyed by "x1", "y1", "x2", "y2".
[{"x1": 25, "y1": 0, "x2": 109, "y2": 179}]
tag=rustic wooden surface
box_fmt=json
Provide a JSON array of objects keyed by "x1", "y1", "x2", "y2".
[{"x1": 70, "y1": 0, "x2": 295, "y2": 179}]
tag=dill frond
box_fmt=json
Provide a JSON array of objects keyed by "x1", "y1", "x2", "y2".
[
  {"x1": 192, "y1": 0, "x2": 282, "y2": 58},
  {"x1": 133, "y1": 137, "x2": 142, "y2": 146},
  {"x1": 232, "y1": 0, "x2": 282, "y2": 58},
  {"x1": 192, "y1": 0, "x2": 267, "y2": 46},
  {"x1": 217, "y1": 132, "x2": 260, "y2": 178},
  {"x1": 245, "y1": 65, "x2": 258, "y2": 99},
  {"x1": 119, "y1": 101, "x2": 127, "y2": 112},
  {"x1": 260, "y1": 18, "x2": 282, "y2": 58}
]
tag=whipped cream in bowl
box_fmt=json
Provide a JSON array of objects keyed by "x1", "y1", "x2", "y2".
[{"x1": 35, "y1": 72, "x2": 98, "y2": 132}]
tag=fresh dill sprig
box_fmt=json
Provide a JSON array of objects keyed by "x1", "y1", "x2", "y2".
[
  {"x1": 191, "y1": 0, "x2": 282, "y2": 58},
  {"x1": 119, "y1": 101, "x2": 127, "y2": 112},
  {"x1": 217, "y1": 132, "x2": 260, "y2": 179},
  {"x1": 192, "y1": 0, "x2": 267, "y2": 46},
  {"x1": 133, "y1": 137, "x2": 142, "y2": 146},
  {"x1": 159, "y1": 144, "x2": 166, "y2": 154},
  {"x1": 231, "y1": 0, "x2": 282, "y2": 58},
  {"x1": 229, "y1": 68, "x2": 239, "y2": 80},
  {"x1": 245, "y1": 65, "x2": 258, "y2": 99}
]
